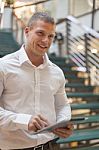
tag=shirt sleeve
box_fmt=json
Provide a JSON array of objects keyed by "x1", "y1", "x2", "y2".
[
  {"x1": 0, "y1": 63, "x2": 31, "y2": 131},
  {"x1": 0, "y1": 107, "x2": 31, "y2": 131},
  {"x1": 54, "y1": 71, "x2": 71, "y2": 122}
]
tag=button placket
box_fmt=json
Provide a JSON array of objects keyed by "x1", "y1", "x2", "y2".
[{"x1": 34, "y1": 69, "x2": 40, "y2": 114}]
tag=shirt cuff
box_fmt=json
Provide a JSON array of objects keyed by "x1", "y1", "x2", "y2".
[
  {"x1": 13, "y1": 113, "x2": 32, "y2": 131},
  {"x1": 57, "y1": 116, "x2": 71, "y2": 123}
]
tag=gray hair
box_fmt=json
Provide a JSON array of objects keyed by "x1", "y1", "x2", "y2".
[{"x1": 27, "y1": 12, "x2": 55, "y2": 28}]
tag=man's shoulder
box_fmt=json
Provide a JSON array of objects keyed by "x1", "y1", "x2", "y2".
[
  {"x1": 0, "y1": 49, "x2": 20, "y2": 60},
  {"x1": 0, "y1": 49, "x2": 20, "y2": 66},
  {"x1": 49, "y1": 61, "x2": 63, "y2": 73}
]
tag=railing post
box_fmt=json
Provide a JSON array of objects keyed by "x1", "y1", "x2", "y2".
[
  {"x1": 0, "y1": 13, "x2": 2, "y2": 26},
  {"x1": 91, "y1": 0, "x2": 96, "y2": 29},
  {"x1": 56, "y1": 32, "x2": 64, "y2": 57},
  {"x1": 0, "y1": 1, "x2": 4, "y2": 28},
  {"x1": 84, "y1": 33, "x2": 91, "y2": 85},
  {"x1": 66, "y1": 18, "x2": 71, "y2": 63},
  {"x1": 12, "y1": 12, "x2": 25, "y2": 45},
  {"x1": 21, "y1": 28, "x2": 24, "y2": 44}
]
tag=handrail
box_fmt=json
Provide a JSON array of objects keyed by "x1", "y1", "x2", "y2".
[
  {"x1": 13, "y1": 12, "x2": 26, "y2": 28},
  {"x1": 0, "y1": 1, "x2": 4, "y2": 28},
  {"x1": 67, "y1": 16, "x2": 99, "y2": 38},
  {"x1": 56, "y1": 15, "x2": 99, "y2": 85},
  {"x1": 0, "y1": 13, "x2": 2, "y2": 25},
  {"x1": 56, "y1": 7, "x2": 99, "y2": 23},
  {"x1": 12, "y1": 11, "x2": 26, "y2": 45},
  {"x1": 13, "y1": 0, "x2": 51, "y2": 9}
]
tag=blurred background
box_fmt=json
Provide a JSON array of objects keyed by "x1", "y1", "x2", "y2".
[{"x1": 0, "y1": 0, "x2": 99, "y2": 149}]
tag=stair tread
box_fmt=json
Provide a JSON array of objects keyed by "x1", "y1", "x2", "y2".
[
  {"x1": 65, "y1": 83, "x2": 96, "y2": 87},
  {"x1": 0, "y1": 31, "x2": 20, "y2": 57},
  {"x1": 56, "y1": 128, "x2": 99, "y2": 143},
  {"x1": 71, "y1": 103, "x2": 99, "y2": 109},
  {"x1": 67, "y1": 92, "x2": 99, "y2": 97}
]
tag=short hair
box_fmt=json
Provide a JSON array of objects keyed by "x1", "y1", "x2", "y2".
[{"x1": 27, "y1": 12, "x2": 55, "y2": 28}]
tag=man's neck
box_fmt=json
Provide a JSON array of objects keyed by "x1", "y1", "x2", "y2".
[
  {"x1": 30, "y1": 56, "x2": 44, "y2": 67},
  {"x1": 27, "y1": 51, "x2": 44, "y2": 67},
  {"x1": 24, "y1": 45, "x2": 44, "y2": 67}
]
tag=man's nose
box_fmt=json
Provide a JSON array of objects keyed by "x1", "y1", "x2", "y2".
[{"x1": 42, "y1": 36, "x2": 49, "y2": 43}]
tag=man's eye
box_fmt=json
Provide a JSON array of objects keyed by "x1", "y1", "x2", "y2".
[
  {"x1": 37, "y1": 32, "x2": 43, "y2": 36},
  {"x1": 49, "y1": 35, "x2": 54, "y2": 39}
]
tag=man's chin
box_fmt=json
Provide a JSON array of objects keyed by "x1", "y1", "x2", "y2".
[
  {"x1": 38, "y1": 49, "x2": 47, "y2": 54},
  {"x1": 34, "y1": 51, "x2": 45, "y2": 57}
]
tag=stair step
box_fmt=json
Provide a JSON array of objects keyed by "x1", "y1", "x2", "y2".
[
  {"x1": 73, "y1": 114, "x2": 99, "y2": 124},
  {"x1": 71, "y1": 103, "x2": 99, "y2": 110},
  {"x1": 53, "y1": 62, "x2": 67, "y2": 67},
  {"x1": 67, "y1": 92, "x2": 99, "y2": 98},
  {"x1": 65, "y1": 74, "x2": 77, "y2": 78},
  {"x1": 59, "y1": 63, "x2": 74, "y2": 68},
  {"x1": 63, "y1": 70, "x2": 78, "y2": 76},
  {"x1": 61, "y1": 67, "x2": 72, "y2": 71},
  {"x1": 65, "y1": 83, "x2": 95, "y2": 89},
  {"x1": 0, "y1": 31, "x2": 20, "y2": 57},
  {"x1": 49, "y1": 56, "x2": 66, "y2": 62},
  {"x1": 52, "y1": 62, "x2": 74, "y2": 68},
  {"x1": 65, "y1": 84, "x2": 96, "y2": 92},
  {"x1": 64, "y1": 146, "x2": 99, "y2": 150},
  {"x1": 65, "y1": 77, "x2": 85, "y2": 84},
  {"x1": 56, "y1": 128, "x2": 99, "y2": 143}
]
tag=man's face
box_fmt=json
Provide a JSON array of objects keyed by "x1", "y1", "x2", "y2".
[{"x1": 25, "y1": 20, "x2": 56, "y2": 56}]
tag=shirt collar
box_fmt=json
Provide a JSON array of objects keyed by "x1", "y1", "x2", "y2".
[
  {"x1": 18, "y1": 45, "x2": 30, "y2": 65},
  {"x1": 18, "y1": 45, "x2": 52, "y2": 67}
]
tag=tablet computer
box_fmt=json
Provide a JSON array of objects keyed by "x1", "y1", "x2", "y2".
[{"x1": 33, "y1": 117, "x2": 87, "y2": 134}]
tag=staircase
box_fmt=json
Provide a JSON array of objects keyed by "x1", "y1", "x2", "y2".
[
  {"x1": 0, "y1": 30, "x2": 20, "y2": 57},
  {"x1": 49, "y1": 55, "x2": 99, "y2": 149},
  {"x1": 50, "y1": 55, "x2": 99, "y2": 109},
  {"x1": 0, "y1": 16, "x2": 99, "y2": 148}
]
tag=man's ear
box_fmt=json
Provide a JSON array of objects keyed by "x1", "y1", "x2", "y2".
[{"x1": 25, "y1": 27, "x2": 30, "y2": 36}]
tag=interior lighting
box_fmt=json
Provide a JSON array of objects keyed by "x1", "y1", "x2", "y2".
[
  {"x1": 77, "y1": 45, "x2": 84, "y2": 50},
  {"x1": 30, "y1": 5, "x2": 36, "y2": 13},
  {"x1": 91, "y1": 48, "x2": 98, "y2": 53},
  {"x1": 0, "y1": 1, "x2": 4, "y2": 13}
]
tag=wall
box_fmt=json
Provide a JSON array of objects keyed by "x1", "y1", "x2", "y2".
[{"x1": 2, "y1": 7, "x2": 12, "y2": 29}]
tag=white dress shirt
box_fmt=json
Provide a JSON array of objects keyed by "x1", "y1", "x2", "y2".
[{"x1": 0, "y1": 46, "x2": 71, "y2": 149}]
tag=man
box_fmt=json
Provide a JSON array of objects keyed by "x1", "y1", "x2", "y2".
[{"x1": 0, "y1": 12, "x2": 73, "y2": 150}]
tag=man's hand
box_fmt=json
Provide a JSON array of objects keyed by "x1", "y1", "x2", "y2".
[
  {"x1": 52, "y1": 123, "x2": 74, "y2": 138},
  {"x1": 28, "y1": 114, "x2": 49, "y2": 132}
]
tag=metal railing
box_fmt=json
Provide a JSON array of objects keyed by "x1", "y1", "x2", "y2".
[
  {"x1": 12, "y1": 11, "x2": 25, "y2": 45},
  {"x1": 57, "y1": 16, "x2": 99, "y2": 85},
  {"x1": 0, "y1": 1, "x2": 4, "y2": 28},
  {"x1": 0, "y1": 13, "x2": 2, "y2": 25}
]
